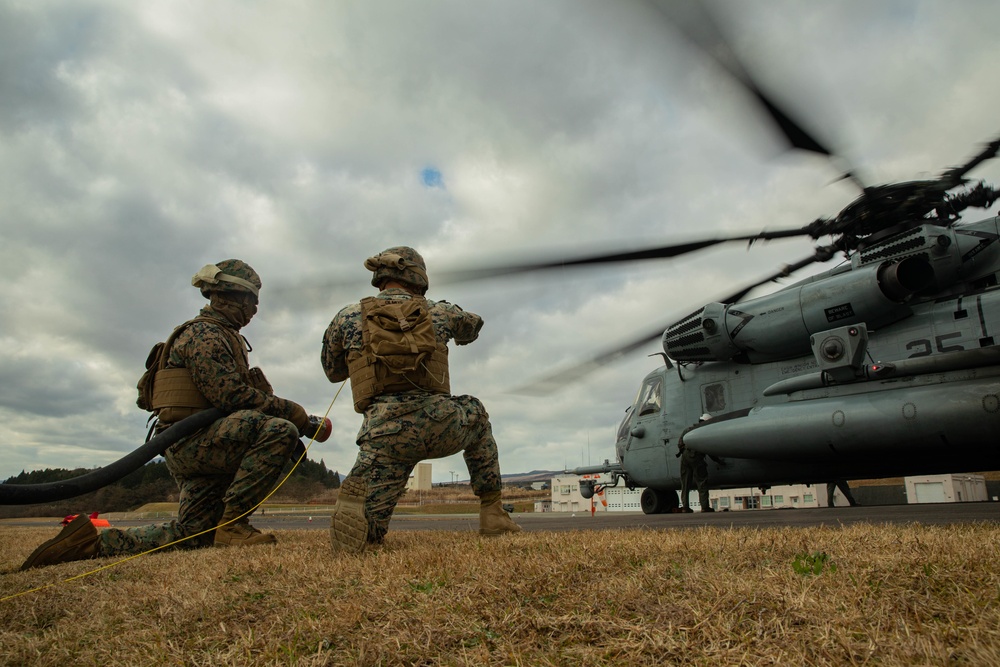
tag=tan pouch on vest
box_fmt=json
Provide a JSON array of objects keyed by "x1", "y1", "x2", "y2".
[{"x1": 151, "y1": 367, "x2": 212, "y2": 423}]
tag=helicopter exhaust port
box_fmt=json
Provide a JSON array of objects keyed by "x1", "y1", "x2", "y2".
[
  {"x1": 663, "y1": 256, "x2": 935, "y2": 364},
  {"x1": 876, "y1": 255, "x2": 935, "y2": 301}
]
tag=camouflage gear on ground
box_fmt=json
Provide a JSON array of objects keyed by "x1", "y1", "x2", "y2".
[
  {"x1": 365, "y1": 246, "x2": 430, "y2": 294},
  {"x1": 323, "y1": 286, "x2": 504, "y2": 547}
]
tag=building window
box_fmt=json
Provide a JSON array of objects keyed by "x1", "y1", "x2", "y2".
[
  {"x1": 804, "y1": 494, "x2": 814, "y2": 504},
  {"x1": 762, "y1": 496, "x2": 772, "y2": 507},
  {"x1": 560, "y1": 485, "x2": 571, "y2": 495},
  {"x1": 773, "y1": 495, "x2": 783, "y2": 505},
  {"x1": 720, "y1": 497, "x2": 730, "y2": 508}
]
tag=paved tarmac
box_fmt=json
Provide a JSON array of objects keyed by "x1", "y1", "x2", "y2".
[
  {"x1": 7, "y1": 502, "x2": 997, "y2": 532},
  {"x1": 349, "y1": 502, "x2": 1000, "y2": 533}
]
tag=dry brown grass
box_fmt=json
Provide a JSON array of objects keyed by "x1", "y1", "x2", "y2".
[{"x1": 2, "y1": 522, "x2": 1000, "y2": 666}]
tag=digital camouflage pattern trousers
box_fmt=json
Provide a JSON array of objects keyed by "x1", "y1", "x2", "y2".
[
  {"x1": 96, "y1": 410, "x2": 298, "y2": 556},
  {"x1": 339, "y1": 394, "x2": 503, "y2": 545}
]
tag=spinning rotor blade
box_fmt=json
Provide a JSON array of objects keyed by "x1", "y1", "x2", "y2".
[
  {"x1": 511, "y1": 321, "x2": 671, "y2": 396},
  {"x1": 647, "y1": 0, "x2": 830, "y2": 158},
  {"x1": 940, "y1": 135, "x2": 1000, "y2": 185},
  {"x1": 646, "y1": 0, "x2": 867, "y2": 192},
  {"x1": 438, "y1": 239, "x2": 721, "y2": 284},
  {"x1": 512, "y1": 245, "x2": 835, "y2": 394},
  {"x1": 437, "y1": 228, "x2": 808, "y2": 285},
  {"x1": 717, "y1": 244, "x2": 836, "y2": 303},
  {"x1": 271, "y1": 228, "x2": 811, "y2": 306}
]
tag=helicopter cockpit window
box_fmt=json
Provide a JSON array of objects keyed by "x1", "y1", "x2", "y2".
[
  {"x1": 703, "y1": 382, "x2": 727, "y2": 413},
  {"x1": 636, "y1": 377, "x2": 663, "y2": 416}
]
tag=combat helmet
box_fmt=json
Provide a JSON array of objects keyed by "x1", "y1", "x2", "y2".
[
  {"x1": 191, "y1": 259, "x2": 262, "y2": 299},
  {"x1": 365, "y1": 246, "x2": 429, "y2": 294}
]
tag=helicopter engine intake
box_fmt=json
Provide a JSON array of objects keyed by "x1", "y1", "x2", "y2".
[{"x1": 664, "y1": 256, "x2": 934, "y2": 363}]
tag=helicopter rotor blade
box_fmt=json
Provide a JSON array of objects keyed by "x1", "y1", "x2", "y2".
[
  {"x1": 646, "y1": 0, "x2": 869, "y2": 193},
  {"x1": 436, "y1": 228, "x2": 810, "y2": 285},
  {"x1": 718, "y1": 244, "x2": 837, "y2": 303},
  {"x1": 940, "y1": 135, "x2": 1000, "y2": 185},
  {"x1": 512, "y1": 244, "x2": 836, "y2": 394},
  {"x1": 511, "y1": 321, "x2": 671, "y2": 396},
  {"x1": 646, "y1": 0, "x2": 829, "y2": 157},
  {"x1": 269, "y1": 228, "x2": 813, "y2": 306}
]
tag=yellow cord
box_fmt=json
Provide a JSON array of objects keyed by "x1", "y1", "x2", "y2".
[{"x1": 2, "y1": 382, "x2": 346, "y2": 603}]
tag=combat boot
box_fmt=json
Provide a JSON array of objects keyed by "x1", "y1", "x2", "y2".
[
  {"x1": 214, "y1": 519, "x2": 277, "y2": 547},
  {"x1": 21, "y1": 514, "x2": 100, "y2": 570},
  {"x1": 329, "y1": 493, "x2": 369, "y2": 554},
  {"x1": 479, "y1": 499, "x2": 522, "y2": 536}
]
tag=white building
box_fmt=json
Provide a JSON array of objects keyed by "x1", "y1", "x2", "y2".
[
  {"x1": 550, "y1": 474, "x2": 828, "y2": 512},
  {"x1": 551, "y1": 473, "x2": 644, "y2": 513},
  {"x1": 904, "y1": 474, "x2": 988, "y2": 503},
  {"x1": 549, "y1": 473, "x2": 993, "y2": 511},
  {"x1": 406, "y1": 462, "x2": 433, "y2": 491},
  {"x1": 711, "y1": 484, "x2": 824, "y2": 511}
]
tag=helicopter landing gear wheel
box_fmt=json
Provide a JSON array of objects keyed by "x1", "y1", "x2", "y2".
[{"x1": 640, "y1": 488, "x2": 677, "y2": 515}]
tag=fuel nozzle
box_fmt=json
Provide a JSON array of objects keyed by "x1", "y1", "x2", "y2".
[{"x1": 304, "y1": 415, "x2": 332, "y2": 442}]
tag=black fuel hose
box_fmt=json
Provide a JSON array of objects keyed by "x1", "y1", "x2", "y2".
[{"x1": 0, "y1": 409, "x2": 224, "y2": 505}]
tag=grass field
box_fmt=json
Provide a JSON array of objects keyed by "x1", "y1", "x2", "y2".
[{"x1": 2, "y1": 521, "x2": 1000, "y2": 665}]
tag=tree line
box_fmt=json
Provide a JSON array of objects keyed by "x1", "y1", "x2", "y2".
[{"x1": 0, "y1": 457, "x2": 341, "y2": 519}]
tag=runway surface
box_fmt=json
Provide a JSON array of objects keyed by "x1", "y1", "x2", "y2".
[
  {"x1": 336, "y1": 502, "x2": 1000, "y2": 533},
  {"x1": 7, "y1": 502, "x2": 997, "y2": 532}
]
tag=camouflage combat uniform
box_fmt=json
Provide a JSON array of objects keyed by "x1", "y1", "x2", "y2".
[
  {"x1": 679, "y1": 445, "x2": 710, "y2": 512},
  {"x1": 678, "y1": 417, "x2": 712, "y2": 512},
  {"x1": 322, "y1": 287, "x2": 503, "y2": 545},
  {"x1": 98, "y1": 307, "x2": 303, "y2": 555},
  {"x1": 19, "y1": 259, "x2": 314, "y2": 570}
]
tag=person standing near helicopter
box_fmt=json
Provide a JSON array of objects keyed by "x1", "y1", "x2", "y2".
[
  {"x1": 678, "y1": 413, "x2": 713, "y2": 513},
  {"x1": 321, "y1": 246, "x2": 520, "y2": 553}
]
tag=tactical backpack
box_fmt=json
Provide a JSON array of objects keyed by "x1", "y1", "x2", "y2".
[{"x1": 347, "y1": 296, "x2": 450, "y2": 412}]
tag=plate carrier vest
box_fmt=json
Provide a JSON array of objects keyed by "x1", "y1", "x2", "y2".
[{"x1": 346, "y1": 295, "x2": 450, "y2": 412}]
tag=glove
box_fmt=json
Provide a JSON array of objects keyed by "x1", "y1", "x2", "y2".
[{"x1": 287, "y1": 402, "x2": 312, "y2": 436}]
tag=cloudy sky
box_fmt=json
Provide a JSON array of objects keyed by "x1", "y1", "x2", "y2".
[{"x1": 2, "y1": 0, "x2": 999, "y2": 485}]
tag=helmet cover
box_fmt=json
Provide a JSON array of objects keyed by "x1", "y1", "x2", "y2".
[
  {"x1": 364, "y1": 246, "x2": 429, "y2": 294},
  {"x1": 192, "y1": 259, "x2": 262, "y2": 298}
]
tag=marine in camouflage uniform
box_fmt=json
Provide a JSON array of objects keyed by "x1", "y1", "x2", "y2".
[
  {"x1": 678, "y1": 414, "x2": 713, "y2": 513},
  {"x1": 21, "y1": 260, "x2": 314, "y2": 570},
  {"x1": 322, "y1": 246, "x2": 520, "y2": 552}
]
